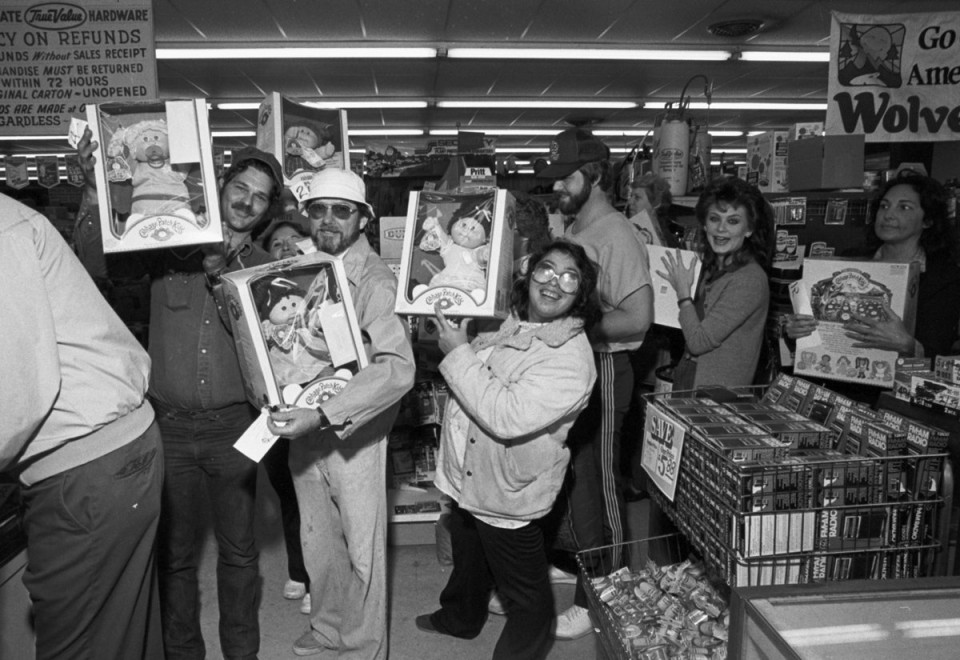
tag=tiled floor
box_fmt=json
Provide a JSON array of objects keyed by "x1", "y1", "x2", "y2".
[{"x1": 195, "y1": 466, "x2": 647, "y2": 659}]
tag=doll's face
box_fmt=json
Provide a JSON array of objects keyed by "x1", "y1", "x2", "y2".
[
  {"x1": 450, "y1": 215, "x2": 487, "y2": 249},
  {"x1": 135, "y1": 127, "x2": 169, "y2": 168},
  {"x1": 269, "y1": 294, "x2": 304, "y2": 325},
  {"x1": 802, "y1": 352, "x2": 816, "y2": 364},
  {"x1": 284, "y1": 125, "x2": 319, "y2": 155},
  {"x1": 856, "y1": 357, "x2": 869, "y2": 369},
  {"x1": 820, "y1": 355, "x2": 831, "y2": 365}
]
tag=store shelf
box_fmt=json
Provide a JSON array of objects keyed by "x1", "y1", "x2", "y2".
[{"x1": 388, "y1": 484, "x2": 444, "y2": 524}]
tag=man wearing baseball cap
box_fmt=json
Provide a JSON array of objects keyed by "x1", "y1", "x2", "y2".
[
  {"x1": 267, "y1": 168, "x2": 415, "y2": 659},
  {"x1": 539, "y1": 127, "x2": 653, "y2": 640},
  {"x1": 76, "y1": 129, "x2": 284, "y2": 659}
]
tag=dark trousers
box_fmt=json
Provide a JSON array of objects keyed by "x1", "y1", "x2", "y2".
[
  {"x1": 431, "y1": 504, "x2": 555, "y2": 660},
  {"x1": 564, "y1": 351, "x2": 633, "y2": 608},
  {"x1": 155, "y1": 402, "x2": 260, "y2": 660},
  {"x1": 22, "y1": 421, "x2": 164, "y2": 660},
  {"x1": 261, "y1": 437, "x2": 309, "y2": 586}
]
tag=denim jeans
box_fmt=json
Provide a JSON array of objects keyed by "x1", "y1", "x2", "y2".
[{"x1": 155, "y1": 402, "x2": 260, "y2": 660}]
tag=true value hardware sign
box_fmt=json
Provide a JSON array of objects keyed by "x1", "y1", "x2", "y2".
[
  {"x1": 641, "y1": 404, "x2": 686, "y2": 502},
  {"x1": 0, "y1": 1, "x2": 157, "y2": 137},
  {"x1": 827, "y1": 10, "x2": 960, "y2": 142}
]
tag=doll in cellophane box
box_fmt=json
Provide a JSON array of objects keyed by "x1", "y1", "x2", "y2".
[
  {"x1": 85, "y1": 100, "x2": 220, "y2": 252},
  {"x1": 247, "y1": 260, "x2": 361, "y2": 406},
  {"x1": 395, "y1": 189, "x2": 514, "y2": 319}
]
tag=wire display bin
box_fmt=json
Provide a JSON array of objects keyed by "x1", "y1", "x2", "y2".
[
  {"x1": 640, "y1": 383, "x2": 949, "y2": 588},
  {"x1": 576, "y1": 533, "x2": 730, "y2": 660}
]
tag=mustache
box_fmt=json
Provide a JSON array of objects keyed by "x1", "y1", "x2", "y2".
[{"x1": 231, "y1": 201, "x2": 254, "y2": 215}]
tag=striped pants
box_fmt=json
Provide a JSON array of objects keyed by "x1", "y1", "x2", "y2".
[{"x1": 563, "y1": 351, "x2": 634, "y2": 609}]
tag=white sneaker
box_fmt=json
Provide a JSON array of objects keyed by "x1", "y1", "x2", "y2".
[
  {"x1": 548, "y1": 565, "x2": 578, "y2": 585},
  {"x1": 300, "y1": 593, "x2": 312, "y2": 615},
  {"x1": 488, "y1": 592, "x2": 507, "y2": 616},
  {"x1": 284, "y1": 580, "x2": 307, "y2": 600},
  {"x1": 554, "y1": 604, "x2": 593, "y2": 640}
]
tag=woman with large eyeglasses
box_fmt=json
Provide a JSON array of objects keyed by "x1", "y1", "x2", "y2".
[
  {"x1": 657, "y1": 177, "x2": 774, "y2": 389},
  {"x1": 415, "y1": 239, "x2": 601, "y2": 660}
]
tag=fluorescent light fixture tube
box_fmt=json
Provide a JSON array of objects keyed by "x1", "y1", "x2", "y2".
[
  {"x1": 644, "y1": 101, "x2": 826, "y2": 111},
  {"x1": 157, "y1": 47, "x2": 437, "y2": 60},
  {"x1": 738, "y1": 51, "x2": 830, "y2": 62},
  {"x1": 437, "y1": 100, "x2": 636, "y2": 109},
  {"x1": 446, "y1": 47, "x2": 728, "y2": 61},
  {"x1": 350, "y1": 129, "x2": 424, "y2": 136}
]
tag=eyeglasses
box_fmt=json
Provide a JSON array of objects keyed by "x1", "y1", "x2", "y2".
[
  {"x1": 531, "y1": 263, "x2": 580, "y2": 294},
  {"x1": 306, "y1": 202, "x2": 359, "y2": 221}
]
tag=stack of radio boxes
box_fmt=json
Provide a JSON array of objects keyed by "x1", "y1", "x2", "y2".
[
  {"x1": 761, "y1": 373, "x2": 947, "y2": 580},
  {"x1": 900, "y1": 355, "x2": 960, "y2": 418}
]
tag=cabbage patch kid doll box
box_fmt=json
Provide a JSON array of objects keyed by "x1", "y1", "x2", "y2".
[
  {"x1": 395, "y1": 189, "x2": 515, "y2": 319},
  {"x1": 222, "y1": 253, "x2": 368, "y2": 408},
  {"x1": 256, "y1": 92, "x2": 349, "y2": 203},
  {"x1": 791, "y1": 258, "x2": 920, "y2": 388},
  {"x1": 86, "y1": 99, "x2": 221, "y2": 252}
]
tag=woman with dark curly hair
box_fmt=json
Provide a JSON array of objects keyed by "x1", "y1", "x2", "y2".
[
  {"x1": 416, "y1": 239, "x2": 599, "y2": 660},
  {"x1": 657, "y1": 177, "x2": 774, "y2": 388},
  {"x1": 786, "y1": 171, "x2": 960, "y2": 361}
]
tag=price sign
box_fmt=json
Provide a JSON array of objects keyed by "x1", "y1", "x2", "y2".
[{"x1": 641, "y1": 404, "x2": 686, "y2": 501}]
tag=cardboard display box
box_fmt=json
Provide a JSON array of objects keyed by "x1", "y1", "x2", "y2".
[
  {"x1": 256, "y1": 92, "x2": 349, "y2": 202},
  {"x1": 395, "y1": 189, "x2": 515, "y2": 318},
  {"x1": 793, "y1": 258, "x2": 920, "y2": 389},
  {"x1": 222, "y1": 253, "x2": 368, "y2": 408},
  {"x1": 746, "y1": 130, "x2": 788, "y2": 193},
  {"x1": 787, "y1": 135, "x2": 865, "y2": 192},
  {"x1": 86, "y1": 99, "x2": 221, "y2": 253}
]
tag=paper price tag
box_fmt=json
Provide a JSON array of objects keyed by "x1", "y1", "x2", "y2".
[
  {"x1": 233, "y1": 409, "x2": 279, "y2": 462},
  {"x1": 641, "y1": 405, "x2": 686, "y2": 501}
]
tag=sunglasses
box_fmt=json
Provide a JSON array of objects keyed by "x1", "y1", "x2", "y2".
[
  {"x1": 531, "y1": 263, "x2": 581, "y2": 294},
  {"x1": 306, "y1": 202, "x2": 359, "y2": 221}
]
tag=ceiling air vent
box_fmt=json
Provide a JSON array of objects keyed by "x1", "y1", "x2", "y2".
[{"x1": 707, "y1": 19, "x2": 765, "y2": 39}]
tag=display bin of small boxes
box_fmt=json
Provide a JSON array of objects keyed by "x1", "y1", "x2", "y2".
[
  {"x1": 642, "y1": 375, "x2": 950, "y2": 590},
  {"x1": 577, "y1": 533, "x2": 731, "y2": 660}
]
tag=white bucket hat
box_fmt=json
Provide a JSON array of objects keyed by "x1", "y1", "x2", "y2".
[{"x1": 299, "y1": 168, "x2": 374, "y2": 217}]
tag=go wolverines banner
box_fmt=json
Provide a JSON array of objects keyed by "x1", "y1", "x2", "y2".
[{"x1": 827, "y1": 11, "x2": 960, "y2": 142}]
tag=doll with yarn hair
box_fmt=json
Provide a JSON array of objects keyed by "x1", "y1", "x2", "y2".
[
  {"x1": 106, "y1": 118, "x2": 196, "y2": 226},
  {"x1": 417, "y1": 198, "x2": 492, "y2": 300},
  {"x1": 256, "y1": 276, "x2": 334, "y2": 387}
]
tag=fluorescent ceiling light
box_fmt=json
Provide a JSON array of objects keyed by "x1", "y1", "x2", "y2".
[
  {"x1": 0, "y1": 153, "x2": 69, "y2": 158},
  {"x1": 212, "y1": 130, "x2": 256, "y2": 137},
  {"x1": 430, "y1": 129, "x2": 559, "y2": 136},
  {"x1": 644, "y1": 101, "x2": 826, "y2": 111},
  {"x1": 447, "y1": 47, "x2": 729, "y2": 61},
  {"x1": 708, "y1": 130, "x2": 747, "y2": 137},
  {"x1": 350, "y1": 129, "x2": 423, "y2": 136},
  {"x1": 494, "y1": 147, "x2": 549, "y2": 153},
  {"x1": 437, "y1": 100, "x2": 636, "y2": 109},
  {"x1": 0, "y1": 135, "x2": 65, "y2": 141},
  {"x1": 711, "y1": 148, "x2": 747, "y2": 153},
  {"x1": 593, "y1": 129, "x2": 652, "y2": 137},
  {"x1": 217, "y1": 100, "x2": 428, "y2": 110},
  {"x1": 739, "y1": 51, "x2": 830, "y2": 62},
  {"x1": 157, "y1": 47, "x2": 437, "y2": 60}
]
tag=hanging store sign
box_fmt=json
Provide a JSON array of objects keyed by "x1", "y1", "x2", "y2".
[
  {"x1": 827, "y1": 10, "x2": 960, "y2": 142},
  {"x1": 0, "y1": 1, "x2": 156, "y2": 137}
]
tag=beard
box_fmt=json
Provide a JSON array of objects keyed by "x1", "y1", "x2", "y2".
[
  {"x1": 557, "y1": 183, "x2": 590, "y2": 216},
  {"x1": 313, "y1": 224, "x2": 361, "y2": 256}
]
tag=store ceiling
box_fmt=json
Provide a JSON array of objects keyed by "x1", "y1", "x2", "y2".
[{"x1": 7, "y1": 0, "x2": 959, "y2": 162}]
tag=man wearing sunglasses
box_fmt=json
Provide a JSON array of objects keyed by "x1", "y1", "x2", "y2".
[
  {"x1": 537, "y1": 127, "x2": 654, "y2": 640},
  {"x1": 266, "y1": 168, "x2": 415, "y2": 660}
]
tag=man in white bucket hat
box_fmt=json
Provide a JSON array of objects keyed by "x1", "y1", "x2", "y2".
[{"x1": 267, "y1": 168, "x2": 415, "y2": 659}]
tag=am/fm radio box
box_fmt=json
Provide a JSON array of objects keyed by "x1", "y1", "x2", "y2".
[
  {"x1": 86, "y1": 99, "x2": 222, "y2": 253},
  {"x1": 395, "y1": 189, "x2": 515, "y2": 319},
  {"x1": 222, "y1": 253, "x2": 368, "y2": 408}
]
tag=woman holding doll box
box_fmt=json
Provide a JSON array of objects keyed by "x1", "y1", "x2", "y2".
[{"x1": 415, "y1": 239, "x2": 600, "y2": 660}]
